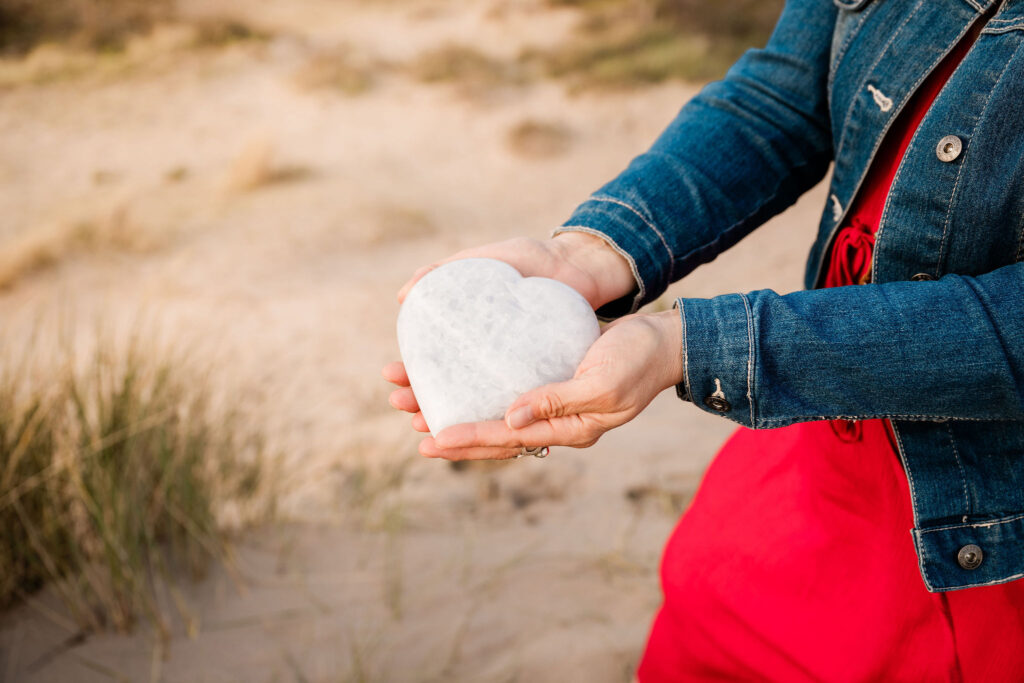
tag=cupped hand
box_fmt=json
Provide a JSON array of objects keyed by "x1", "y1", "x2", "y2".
[
  {"x1": 404, "y1": 309, "x2": 683, "y2": 461},
  {"x1": 396, "y1": 232, "x2": 635, "y2": 310},
  {"x1": 382, "y1": 361, "x2": 431, "y2": 433}
]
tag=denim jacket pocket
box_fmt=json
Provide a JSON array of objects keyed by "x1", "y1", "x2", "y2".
[{"x1": 829, "y1": 0, "x2": 877, "y2": 88}]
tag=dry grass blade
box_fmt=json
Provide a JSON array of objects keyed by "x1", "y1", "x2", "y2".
[{"x1": 0, "y1": 331, "x2": 274, "y2": 635}]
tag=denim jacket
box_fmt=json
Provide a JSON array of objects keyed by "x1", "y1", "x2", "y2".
[{"x1": 555, "y1": 0, "x2": 1024, "y2": 592}]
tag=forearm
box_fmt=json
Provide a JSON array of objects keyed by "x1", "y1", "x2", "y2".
[
  {"x1": 678, "y1": 262, "x2": 1024, "y2": 426},
  {"x1": 558, "y1": 0, "x2": 837, "y2": 318},
  {"x1": 550, "y1": 231, "x2": 637, "y2": 310}
]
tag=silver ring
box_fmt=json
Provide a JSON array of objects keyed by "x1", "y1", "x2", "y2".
[{"x1": 517, "y1": 446, "x2": 549, "y2": 459}]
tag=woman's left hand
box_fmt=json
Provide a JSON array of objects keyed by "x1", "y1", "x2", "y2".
[{"x1": 401, "y1": 309, "x2": 684, "y2": 461}]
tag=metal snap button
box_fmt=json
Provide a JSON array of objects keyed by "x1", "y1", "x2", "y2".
[
  {"x1": 957, "y1": 544, "x2": 983, "y2": 570},
  {"x1": 910, "y1": 272, "x2": 935, "y2": 281},
  {"x1": 703, "y1": 396, "x2": 732, "y2": 413},
  {"x1": 936, "y1": 135, "x2": 962, "y2": 162}
]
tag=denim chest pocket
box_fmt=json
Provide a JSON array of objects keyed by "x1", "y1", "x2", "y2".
[{"x1": 830, "y1": 0, "x2": 876, "y2": 78}]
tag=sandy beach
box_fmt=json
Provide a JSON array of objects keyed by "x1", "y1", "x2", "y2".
[{"x1": 0, "y1": 1, "x2": 824, "y2": 680}]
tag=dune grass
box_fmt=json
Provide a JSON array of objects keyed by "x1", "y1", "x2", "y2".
[
  {"x1": 400, "y1": 0, "x2": 785, "y2": 93},
  {"x1": 0, "y1": 332, "x2": 270, "y2": 636},
  {"x1": 0, "y1": 1, "x2": 268, "y2": 89},
  {"x1": 527, "y1": 0, "x2": 785, "y2": 89},
  {"x1": 0, "y1": 206, "x2": 164, "y2": 292},
  {"x1": 0, "y1": 0, "x2": 174, "y2": 55}
]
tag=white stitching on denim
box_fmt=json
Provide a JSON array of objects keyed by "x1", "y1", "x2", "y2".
[
  {"x1": 836, "y1": 0, "x2": 923, "y2": 159},
  {"x1": 937, "y1": 46, "x2": 1018, "y2": 277},
  {"x1": 828, "y1": 1, "x2": 878, "y2": 96},
  {"x1": 678, "y1": 299, "x2": 692, "y2": 405},
  {"x1": 984, "y1": 16, "x2": 1024, "y2": 33},
  {"x1": 962, "y1": 0, "x2": 986, "y2": 12},
  {"x1": 937, "y1": 152, "x2": 968, "y2": 278},
  {"x1": 919, "y1": 510, "x2": 1024, "y2": 534},
  {"x1": 757, "y1": 414, "x2": 1008, "y2": 425},
  {"x1": 740, "y1": 293, "x2": 756, "y2": 427},
  {"x1": 553, "y1": 225, "x2": 646, "y2": 314},
  {"x1": 675, "y1": 299, "x2": 692, "y2": 401},
  {"x1": 830, "y1": 194, "x2": 843, "y2": 222},
  {"x1": 914, "y1": 530, "x2": 936, "y2": 591},
  {"x1": 946, "y1": 422, "x2": 972, "y2": 516},
  {"x1": 928, "y1": 572, "x2": 1024, "y2": 592},
  {"x1": 913, "y1": 526, "x2": 1024, "y2": 593},
  {"x1": 588, "y1": 195, "x2": 675, "y2": 263},
  {"x1": 711, "y1": 378, "x2": 726, "y2": 400},
  {"x1": 821, "y1": 1, "x2": 935, "y2": 285},
  {"x1": 867, "y1": 7, "x2": 988, "y2": 284},
  {"x1": 892, "y1": 422, "x2": 923, "y2": 528},
  {"x1": 866, "y1": 84, "x2": 893, "y2": 111},
  {"x1": 870, "y1": 24, "x2": 974, "y2": 282}
]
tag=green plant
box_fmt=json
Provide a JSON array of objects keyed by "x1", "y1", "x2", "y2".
[{"x1": 0, "y1": 333, "x2": 270, "y2": 636}]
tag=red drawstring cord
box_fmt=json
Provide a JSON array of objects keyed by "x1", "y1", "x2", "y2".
[{"x1": 824, "y1": 218, "x2": 876, "y2": 289}]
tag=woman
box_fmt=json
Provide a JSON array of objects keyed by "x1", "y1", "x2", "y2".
[{"x1": 384, "y1": 0, "x2": 1024, "y2": 678}]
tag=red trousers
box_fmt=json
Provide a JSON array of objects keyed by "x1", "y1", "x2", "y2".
[{"x1": 638, "y1": 419, "x2": 1024, "y2": 681}]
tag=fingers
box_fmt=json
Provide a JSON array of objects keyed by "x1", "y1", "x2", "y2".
[
  {"x1": 419, "y1": 436, "x2": 519, "y2": 461},
  {"x1": 411, "y1": 412, "x2": 430, "y2": 432},
  {"x1": 433, "y1": 413, "x2": 599, "y2": 451},
  {"x1": 430, "y1": 377, "x2": 609, "y2": 450},
  {"x1": 389, "y1": 386, "x2": 419, "y2": 413},
  {"x1": 504, "y1": 376, "x2": 603, "y2": 429},
  {"x1": 396, "y1": 239, "x2": 543, "y2": 304},
  {"x1": 381, "y1": 361, "x2": 410, "y2": 386},
  {"x1": 397, "y1": 264, "x2": 438, "y2": 303}
]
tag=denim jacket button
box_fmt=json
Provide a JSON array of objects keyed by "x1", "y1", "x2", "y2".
[
  {"x1": 911, "y1": 272, "x2": 935, "y2": 281},
  {"x1": 957, "y1": 544, "x2": 983, "y2": 570},
  {"x1": 936, "y1": 135, "x2": 963, "y2": 162},
  {"x1": 703, "y1": 396, "x2": 732, "y2": 413}
]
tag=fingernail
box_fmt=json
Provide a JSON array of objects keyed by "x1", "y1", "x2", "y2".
[{"x1": 506, "y1": 406, "x2": 534, "y2": 430}]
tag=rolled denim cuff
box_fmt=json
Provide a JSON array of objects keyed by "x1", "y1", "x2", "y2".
[
  {"x1": 556, "y1": 196, "x2": 674, "y2": 319},
  {"x1": 675, "y1": 294, "x2": 755, "y2": 427},
  {"x1": 913, "y1": 514, "x2": 1024, "y2": 592}
]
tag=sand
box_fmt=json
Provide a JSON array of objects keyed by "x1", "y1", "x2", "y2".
[{"x1": 0, "y1": 1, "x2": 827, "y2": 680}]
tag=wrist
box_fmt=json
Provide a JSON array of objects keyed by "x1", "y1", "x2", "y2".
[
  {"x1": 651, "y1": 309, "x2": 685, "y2": 391},
  {"x1": 552, "y1": 231, "x2": 636, "y2": 309}
]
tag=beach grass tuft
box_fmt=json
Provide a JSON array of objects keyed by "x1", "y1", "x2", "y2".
[{"x1": 0, "y1": 332, "x2": 271, "y2": 636}]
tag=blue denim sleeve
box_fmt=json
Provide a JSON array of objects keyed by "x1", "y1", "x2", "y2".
[
  {"x1": 554, "y1": 0, "x2": 837, "y2": 319},
  {"x1": 678, "y1": 262, "x2": 1024, "y2": 426}
]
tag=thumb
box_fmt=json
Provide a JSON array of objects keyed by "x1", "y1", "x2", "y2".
[{"x1": 505, "y1": 376, "x2": 599, "y2": 430}]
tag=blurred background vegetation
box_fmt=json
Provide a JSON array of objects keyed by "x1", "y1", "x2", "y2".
[
  {"x1": 0, "y1": 0, "x2": 174, "y2": 55},
  {"x1": 0, "y1": 0, "x2": 785, "y2": 85}
]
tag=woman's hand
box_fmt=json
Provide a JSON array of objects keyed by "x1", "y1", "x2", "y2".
[
  {"x1": 385, "y1": 309, "x2": 684, "y2": 461},
  {"x1": 387, "y1": 231, "x2": 639, "y2": 441},
  {"x1": 397, "y1": 232, "x2": 636, "y2": 310}
]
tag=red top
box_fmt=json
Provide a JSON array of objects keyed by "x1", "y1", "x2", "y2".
[
  {"x1": 637, "y1": 14, "x2": 1024, "y2": 682},
  {"x1": 823, "y1": 19, "x2": 982, "y2": 288}
]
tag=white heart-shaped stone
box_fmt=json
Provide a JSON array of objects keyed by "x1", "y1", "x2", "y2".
[{"x1": 397, "y1": 258, "x2": 600, "y2": 436}]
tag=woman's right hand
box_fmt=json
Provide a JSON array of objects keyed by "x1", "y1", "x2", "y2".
[
  {"x1": 388, "y1": 230, "x2": 637, "y2": 436},
  {"x1": 396, "y1": 232, "x2": 636, "y2": 310}
]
